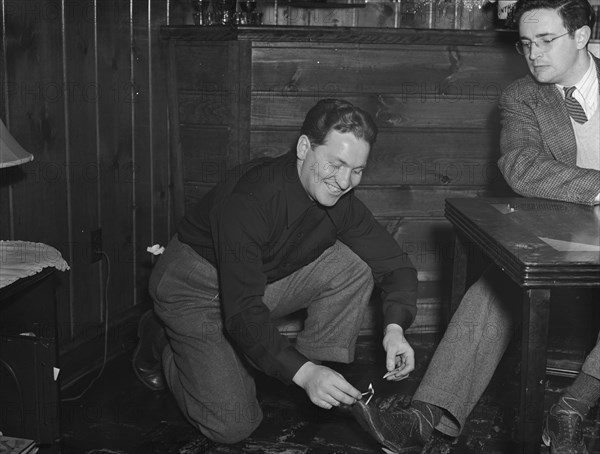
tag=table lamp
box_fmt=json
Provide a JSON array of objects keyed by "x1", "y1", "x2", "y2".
[
  {"x1": 1, "y1": 118, "x2": 34, "y2": 168},
  {"x1": 1, "y1": 118, "x2": 68, "y2": 288}
]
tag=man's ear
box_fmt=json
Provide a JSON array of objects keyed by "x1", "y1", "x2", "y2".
[
  {"x1": 296, "y1": 135, "x2": 311, "y2": 161},
  {"x1": 575, "y1": 25, "x2": 591, "y2": 49}
]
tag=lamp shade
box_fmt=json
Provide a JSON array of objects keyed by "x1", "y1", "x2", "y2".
[{"x1": 0, "y1": 119, "x2": 34, "y2": 168}]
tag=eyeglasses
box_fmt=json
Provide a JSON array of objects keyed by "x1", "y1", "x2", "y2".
[{"x1": 515, "y1": 31, "x2": 570, "y2": 55}]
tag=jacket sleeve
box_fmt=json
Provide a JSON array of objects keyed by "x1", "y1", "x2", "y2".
[{"x1": 497, "y1": 83, "x2": 600, "y2": 205}]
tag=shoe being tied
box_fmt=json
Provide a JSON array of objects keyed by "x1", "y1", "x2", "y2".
[
  {"x1": 132, "y1": 309, "x2": 167, "y2": 391},
  {"x1": 542, "y1": 404, "x2": 588, "y2": 454},
  {"x1": 352, "y1": 400, "x2": 432, "y2": 454}
]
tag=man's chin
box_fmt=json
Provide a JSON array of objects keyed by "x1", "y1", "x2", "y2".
[{"x1": 316, "y1": 193, "x2": 342, "y2": 207}]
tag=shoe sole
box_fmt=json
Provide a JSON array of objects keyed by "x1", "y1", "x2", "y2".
[
  {"x1": 542, "y1": 429, "x2": 588, "y2": 454},
  {"x1": 132, "y1": 310, "x2": 165, "y2": 391},
  {"x1": 353, "y1": 403, "x2": 422, "y2": 454}
]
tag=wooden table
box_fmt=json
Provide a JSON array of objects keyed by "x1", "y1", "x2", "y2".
[{"x1": 445, "y1": 197, "x2": 600, "y2": 454}]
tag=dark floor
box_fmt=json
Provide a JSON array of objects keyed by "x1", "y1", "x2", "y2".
[{"x1": 44, "y1": 334, "x2": 600, "y2": 454}]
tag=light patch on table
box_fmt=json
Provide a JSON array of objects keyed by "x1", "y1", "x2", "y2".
[
  {"x1": 539, "y1": 237, "x2": 600, "y2": 252},
  {"x1": 491, "y1": 203, "x2": 515, "y2": 214}
]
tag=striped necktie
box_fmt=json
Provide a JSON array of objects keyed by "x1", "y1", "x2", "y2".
[{"x1": 563, "y1": 86, "x2": 588, "y2": 124}]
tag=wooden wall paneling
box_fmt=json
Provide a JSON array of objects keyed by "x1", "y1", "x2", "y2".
[
  {"x1": 355, "y1": 186, "x2": 495, "y2": 217},
  {"x1": 0, "y1": 0, "x2": 11, "y2": 237},
  {"x1": 63, "y1": 0, "x2": 103, "y2": 340},
  {"x1": 180, "y1": 125, "x2": 238, "y2": 183},
  {"x1": 150, "y1": 0, "x2": 171, "y2": 246},
  {"x1": 174, "y1": 44, "x2": 230, "y2": 91},
  {"x1": 132, "y1": 0, "x2": 153, "y2": 305},
  {"x1": 4, "y1": 0, "x2": 71, "y2": 335},
  {"x1": 251, "y1": 94, "x2": 500, "y2": 129},
  {"x1": 379, "y1": 217, "x2": 454, "y2": 283},
  {"x1": 251, "y1": 43, "x2": 525, "y2": 97},
  {"x1": 233, "y1": 40, "x2": 252, "y2": 165},
  {"x1": 179, "y1": 92, "x2": 235, "y2": 125},
  {"x1": 166, "y1": 38, "x2": 185, "y2": 226},
  {"x1": 96, "y1": 0, "x2": 134, "y2": 322}
]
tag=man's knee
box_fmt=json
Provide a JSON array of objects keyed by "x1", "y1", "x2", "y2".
[
  {"x1": 345, "y1": 249, "x2": 373, "y2": 284},
  {"x1": 191, "y1": 401, "x2": 263, "y2": 444},
  {"x1": 203, "y1": 419, "x2": 262, "y2": 444}
]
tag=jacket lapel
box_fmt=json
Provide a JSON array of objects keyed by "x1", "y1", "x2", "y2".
[
  {"x1": 531, "y1": 82, "x2": 577, "y2": 165},
  {"x1": 528, "y1": 55, "x2": 600, "y2": 165}
]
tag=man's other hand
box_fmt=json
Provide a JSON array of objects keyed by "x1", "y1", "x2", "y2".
[
  {"x1": 382, "y1": 323, "x2": 415, "y2": 381},
  {"x1": 292, "y1": 362, "x2": 362, "y2": 409}
]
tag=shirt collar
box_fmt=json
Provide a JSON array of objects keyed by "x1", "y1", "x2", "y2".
[
  {"x1": 555, "y1": 53, "x2": 598, "y2": 116},
  {"x1": 282, "y1": 150, "x2": 316, "y2": 227}
]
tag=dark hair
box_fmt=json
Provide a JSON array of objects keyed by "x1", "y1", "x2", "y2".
[
  {"x1": 508, "y1": 0, "x2": 596, "y2": 34},
  {"x1": 300, "y1": 99, "x2": 378, "y2": 148}
]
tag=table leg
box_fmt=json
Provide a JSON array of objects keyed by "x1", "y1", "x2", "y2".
[
  {"x1": 518, "y1": 288, "x2": 551, "y2": 454},
  {"x1": 450, "y1": 231, "x2": 468, "y2": 319}
]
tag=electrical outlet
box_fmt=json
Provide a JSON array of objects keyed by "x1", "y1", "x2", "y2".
[{"x1": 91, "y1": 228, "x2": 103, "y2": 263}]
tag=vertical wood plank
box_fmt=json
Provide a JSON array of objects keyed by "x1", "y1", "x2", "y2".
[
  {"x1": 150, "y1": 0, "x2": 170, "y2": 244},
  {"x1": 0, "y1": 0, "x2": 11, "y2": 237},
  {"x1": 234, "y1": 40, "x2": 252, "y2": 165},
  {"x1": 97, "y1": 0, "x2": 134, "y2": 318},
  {"x1": 63, "y1": 0, "x2": 102, "y2": 334},
  {"x1": 132, "y1": 0, "x2": 153, "y2": 306},
  {"x1": 166, "y1": 38, "x2": 184, "y2": 226}
]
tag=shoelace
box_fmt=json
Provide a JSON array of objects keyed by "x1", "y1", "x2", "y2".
[
  {"x1": 555, "y1": 410, "x2": 584, "y2": 446},
  {"x1": 411, "y1": 407, "x2": 435, "y2": 441}
]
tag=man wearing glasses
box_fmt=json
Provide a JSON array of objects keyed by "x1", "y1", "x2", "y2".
[{"x1": 352, "y1": 0, "x2": 599, "y2": 452}]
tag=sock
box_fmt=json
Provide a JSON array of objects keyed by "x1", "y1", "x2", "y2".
[
  {"x1": 411, "y1": 400, "x2": 443, "y2": 441},
  {"x1": 558, "y1": 372, "x2": 600, "y2": 417}
]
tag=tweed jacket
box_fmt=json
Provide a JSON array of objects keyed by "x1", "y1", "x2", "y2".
[{"x1": 498, "y1": 54, "x2": 600, "y2": 205}]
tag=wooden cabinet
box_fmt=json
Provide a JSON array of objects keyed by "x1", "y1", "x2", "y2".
[
  {"x1": 0, "y1": 268, "x2": 60, "y2": 444},
  {"x1": 161, "y1": 26, "x2": 525, "y2": 333}
]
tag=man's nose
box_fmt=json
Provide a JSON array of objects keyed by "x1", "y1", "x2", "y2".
[
  {"x1": 337, "y1": 167, "x2": 352, "y2": 190},
  {"x1": 528, "y1": 43, "x2": 543, "y2": 60}
]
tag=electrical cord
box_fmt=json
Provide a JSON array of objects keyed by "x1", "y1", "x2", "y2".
[{"x1": 61, "y1": 250, "x2": 110, "y2": 402}]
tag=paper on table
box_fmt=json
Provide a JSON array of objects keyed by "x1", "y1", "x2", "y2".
[{"x1": 539, "y1": 236, "x2": 600, "y2": 252}]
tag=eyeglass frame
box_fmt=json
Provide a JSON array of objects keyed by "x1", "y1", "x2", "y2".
[{"x1": 514, "y1": 31, "x2": 571, "y2": 55}]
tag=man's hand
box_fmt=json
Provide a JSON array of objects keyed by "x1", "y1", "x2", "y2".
[
  {"x1": 382, "y1": 323, "x2": 415, "y2": 381},
  {"x1": 292, "y1": 362, "x2": 362, "y2": 409}
]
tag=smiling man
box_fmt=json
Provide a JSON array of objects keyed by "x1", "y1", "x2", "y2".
[{"x1": 132, "y1": 99, "x2": 418, "y2": 444}]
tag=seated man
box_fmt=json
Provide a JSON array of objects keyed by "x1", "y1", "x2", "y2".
[
  {"x1": 132, "y1": 99, "x2": 419, "y2": 444},
  {"x1": 352, "y1": 0, "x2": 600, "y2": 453}
]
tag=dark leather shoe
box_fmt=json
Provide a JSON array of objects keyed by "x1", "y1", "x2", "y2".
[
  {"x1": 352, "y1": 400, "x2": 428, "y2": 453},
  {"x1": 542, "y1": 404, "x2": 588, "y2": 454},
  {"x1": 132, "y1": 310, "x2": 167, "y2": 391}
]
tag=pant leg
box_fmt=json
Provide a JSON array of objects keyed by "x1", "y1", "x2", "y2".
[
  {"x1": 150, "y1": 236, "x2": 262, "y2": 444},
  {"x1": 581, "y1": 330, "x2": 600, "y2": 381},
  {"x1": 413, "y1": 266, "x2": 519, "y2": 437},
  {"x1": 263, "y1": 241, "x2": 374, "y2": 363}
]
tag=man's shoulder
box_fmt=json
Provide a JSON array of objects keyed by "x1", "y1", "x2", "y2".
[
  {"x1": 502, "y1": 74, "x2": 541, "y2": 101},
  {"x1": 233, "y1": 153, "x2": 294, "y2": 198}
]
